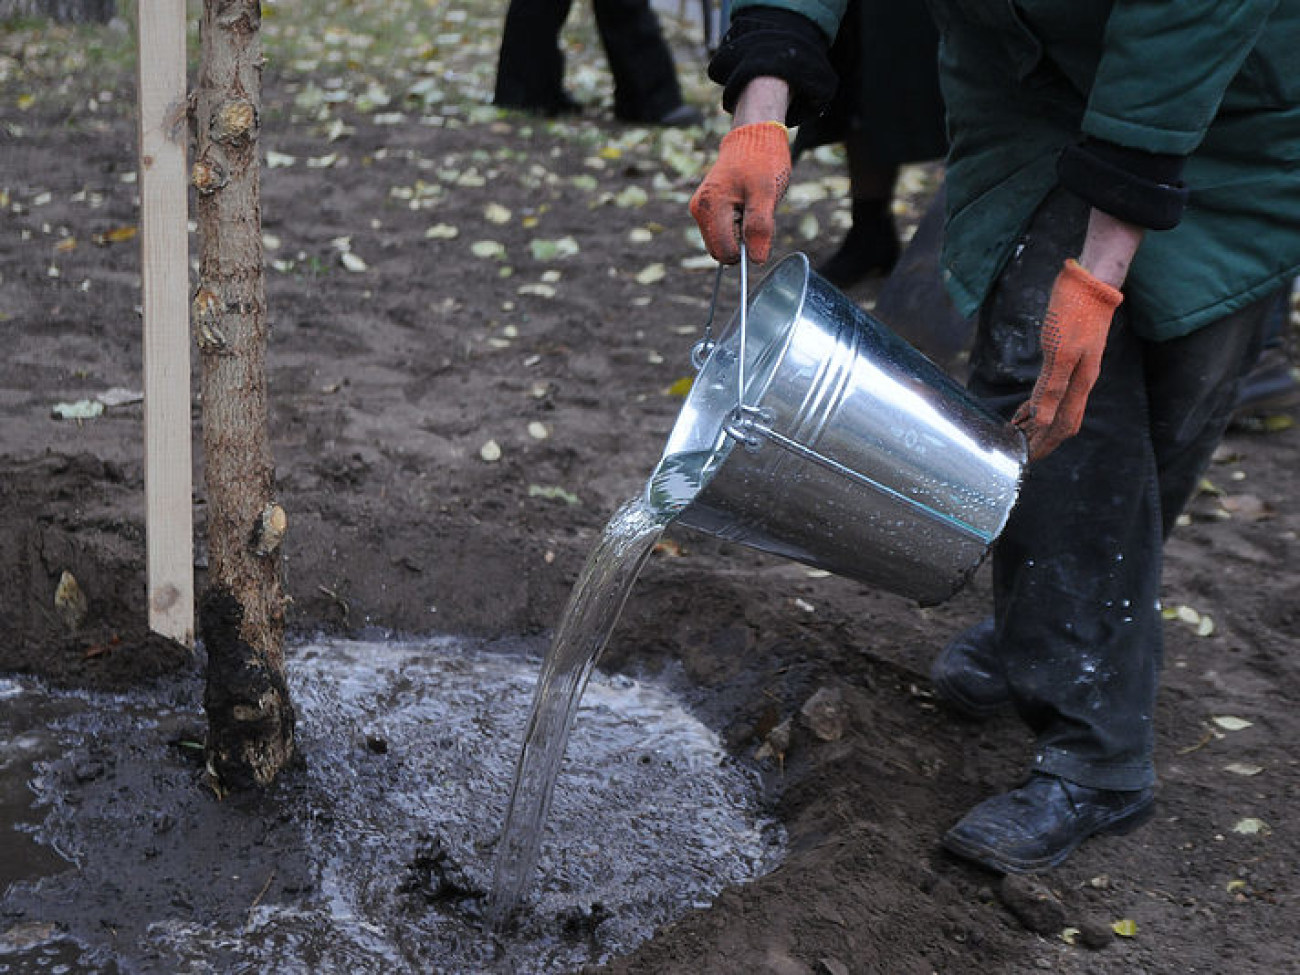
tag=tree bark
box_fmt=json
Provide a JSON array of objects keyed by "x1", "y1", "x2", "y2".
[
  {"x1": 194, "y1": 0, "x2": 294, "y2": 792},
  {"x1": 0, "y1": 0, "x2": 114, "y2": 22}
]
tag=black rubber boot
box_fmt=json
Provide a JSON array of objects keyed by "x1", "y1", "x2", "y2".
[
  {"x1": 816, "y1": 199, "x2": 900, "y2": 289},
  {"x1": 1231, "y1": 345, "x2": 1300, "y2": 424},
  {"x1": 929, "y1": 617, "x2": 1012, "y2": 720},
  {"x1": 942, "y1": 774, "x2": 1154, "y2": 874}
]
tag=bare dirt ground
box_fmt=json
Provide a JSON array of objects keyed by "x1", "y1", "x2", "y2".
[{"x1": 2, "y1": 5, "x2": 1298, "y2": 973}]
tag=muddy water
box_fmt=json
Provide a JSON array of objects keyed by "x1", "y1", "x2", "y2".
[{"x1": 0, "y1": 637, "x2": 782, "y2": 973}]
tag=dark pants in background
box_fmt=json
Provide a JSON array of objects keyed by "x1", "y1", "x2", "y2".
[
  {"x1": 494, "y1": 0, "x2": 683, "y2": 122},
  {"x1": 969, "y1": 190, "x2": 1274, "y2": 792}
]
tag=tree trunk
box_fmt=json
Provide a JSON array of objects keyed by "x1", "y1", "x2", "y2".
[
  {"x1": 0, "y1": 0, "x2": 114, "y2": 23},
  {"x1": 194, "y1": 0, "x2": 294, "y2": 792}
]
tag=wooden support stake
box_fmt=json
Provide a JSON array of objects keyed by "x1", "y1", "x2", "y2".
[{"x1": 137, "y1": 0, "x2": 195, "y2": 647}]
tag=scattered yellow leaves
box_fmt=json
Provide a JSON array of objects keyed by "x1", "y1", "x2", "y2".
[{"x1": 1111, "y1": 919, "x2": 1138, "y2": 938}]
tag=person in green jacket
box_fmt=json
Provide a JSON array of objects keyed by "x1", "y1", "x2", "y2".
[{"x1": 690, "y1": 0, "x2": 1300, "y2": 874}]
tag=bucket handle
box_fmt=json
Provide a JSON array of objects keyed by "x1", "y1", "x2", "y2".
[{"x1": 691, "y1": 242, "x2": 767, "y2": 439}]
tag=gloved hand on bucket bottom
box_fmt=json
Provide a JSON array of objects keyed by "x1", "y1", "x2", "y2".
[
  {"x1": 1013, "y1": 259, "x2": 1124, "y2": 461},
  {"x1": 689, "y1": 122, "x2": 791, "y2": 265}
]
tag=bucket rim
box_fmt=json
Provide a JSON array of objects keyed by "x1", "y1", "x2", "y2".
[{"x1": 648, "y1": 253, "x2": 813, "y2": 516}]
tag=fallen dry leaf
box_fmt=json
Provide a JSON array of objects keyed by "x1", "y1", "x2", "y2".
[
  {"x1": 1218, "y1": 493, "x2": 1273, "y2": 521},
  {"x1": 471, "y1": 240, "x2": 506, "y2": 260},
  {"x1": 635, "y1": 263, "x2": 666, "y2": 285},
  {"x1": 92, "y1": 225, "x2": 137, "y2": 245},
  {"x1": 1232, "y1": 817, "x2": 1271, "y2": 836},
  {"x1": 1224, "y1": 763, "x2": 1264, "y2": 777},
  {"x1": 1212, "y1": 715, "x2": 1254, "y2": 732},
  {"x1": 1111, "y1": 919, "x2": 1138, "y2": 938}
]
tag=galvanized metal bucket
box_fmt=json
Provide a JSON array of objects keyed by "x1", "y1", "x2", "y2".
[{"x1": 648, "y1": 252, "x2": 1026, "y2": 606}]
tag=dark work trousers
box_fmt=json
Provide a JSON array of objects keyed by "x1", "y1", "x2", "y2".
[
  {"x1": 493, "y1": 0, "x2": 683, "y2": 122},
  {"x1": 967, "y1": 190, "x2": 1274, "y2": 792}
]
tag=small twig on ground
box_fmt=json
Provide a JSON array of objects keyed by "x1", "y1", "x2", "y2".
[{"x1": 246, "y1": 869, "x2": 277, "y2": 930}]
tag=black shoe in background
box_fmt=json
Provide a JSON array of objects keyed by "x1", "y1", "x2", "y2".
[
  {"x1": 495, "y1": 90, "x2": 583, "y2": 118},
  {"x1": 817, "y1": 209, "x2": 901, "y2": 289},
  {"x1": 1231, "y1": 344, "x2": 1300, "y2": 428},
  {"x1": 617, "y1": 103, "x2": 703, "y2": 127}
]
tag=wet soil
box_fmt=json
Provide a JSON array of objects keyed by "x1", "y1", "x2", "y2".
[{"x1": 3, "y1": 9, "x2": 1298, "y2": 974}]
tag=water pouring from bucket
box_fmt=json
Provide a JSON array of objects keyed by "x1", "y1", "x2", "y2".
[{"x1": 490, "y1": 251, "x2": 1025, "y2": 921}]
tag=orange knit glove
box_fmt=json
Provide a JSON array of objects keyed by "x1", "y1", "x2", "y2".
[
  {"x1": 689, "y1": 121, "x2": 791, "y2": 264},
  {"x1": 1012, "y1": 259, "x2": 1124, "y2": 461}
]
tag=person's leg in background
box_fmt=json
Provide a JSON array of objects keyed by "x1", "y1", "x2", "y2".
[
  {"x1": 594, "y1": 0, "x2": 701, "y2": 125},
  {"x1": 816, "y1": 140, "x2": 901, "y2": 286},
  {"x1": 794, "y1": 0, "x2": 947, "y2": 288},
  {"x1": 1231, "y1": 280, "x2": 1300, "y2": 426},
  {"x1": 494, "y1": 0, "x2": 581, "y2": 116}
]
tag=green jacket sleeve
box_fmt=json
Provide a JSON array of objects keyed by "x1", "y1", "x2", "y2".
[
  {"x1": 1085, "y1": 0, "x2": 1279, "y2": 154},
  {"x1": 732, "y1": 0, "x2": 848, "y2": 41}
]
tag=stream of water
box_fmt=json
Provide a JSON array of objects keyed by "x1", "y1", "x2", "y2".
[{"x1": 489, "y1": 449, "x2": 718, "y2": 921}]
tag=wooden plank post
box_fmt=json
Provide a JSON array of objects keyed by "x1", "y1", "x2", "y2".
[{"x1": 136, "y1": 0, "x2": 195, "y2": 647}]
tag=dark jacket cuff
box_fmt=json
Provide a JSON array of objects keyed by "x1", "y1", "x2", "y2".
[
  {"x1": 707, "y1": 6, "x2": 837, "y2": 127},
  {"x1": 1057, "y1": 138, "x2": 1190, "y2": 231}
]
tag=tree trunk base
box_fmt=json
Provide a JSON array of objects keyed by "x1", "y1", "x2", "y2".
[{"x1": 201, "y1": 588, "x2": 296, "y2": 793}]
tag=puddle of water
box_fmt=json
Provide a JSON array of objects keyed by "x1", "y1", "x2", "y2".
[
  {"x1": 0, "y1": 679, "x2": 79, "y2": 894},
  {"x1": 0, "y1": 638, "x2": 783, "y2": 973}
]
